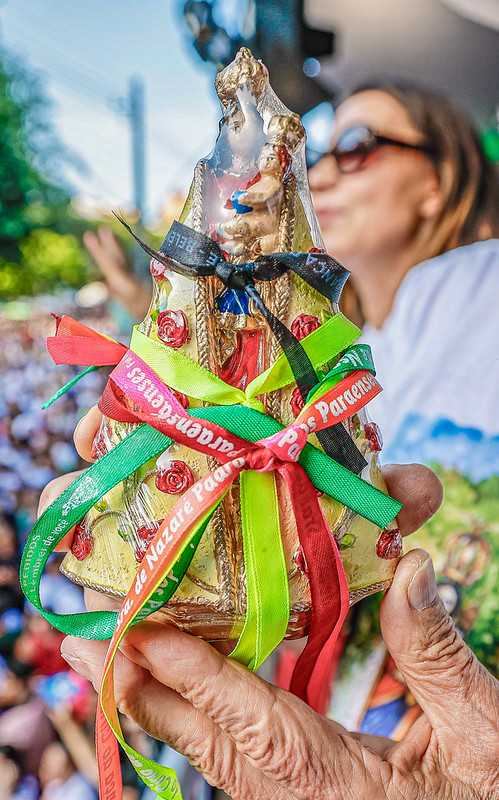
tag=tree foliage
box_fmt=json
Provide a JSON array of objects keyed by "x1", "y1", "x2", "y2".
[{"x1": 0, "y1": 49, "x2": 96, "y2": 300}]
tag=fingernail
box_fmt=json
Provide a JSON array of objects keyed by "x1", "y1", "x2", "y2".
[
  {"x1": 408, "y1": 557, "x2": 438, "y2": 611},
  {"x1": 61, "y1": 647, "x2": 95, "y2": 686}
]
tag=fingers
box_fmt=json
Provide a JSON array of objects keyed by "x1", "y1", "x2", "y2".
[
  {"x1": 381, "y1": 550, "x2": 499, "y2": 762},
  {"x1": 381, "y1": 463, "x2": 442, "y2": 537},
  {"x1": 347, "y1": 730, "x2": 395, "y2": 759},
  {"x1": 61, "y1": 636, "x2": 288, "y2": 800},
  {"x1": 84, "y1": 587, "x2": 121, "y2": 613},
  {"x1": 38, "y1": 472, "x2": 84, "y2": 518},
  {"x1": 83, "y1": 227, "x2": 131, "y2": 276},
  {"x1": 74, "y1": 405, "x2": 102, "y2": 461},
  {"x1": 118, "y1": 621, "x2": 376, "y2": 798},
  {"x1": 83, "y1": 226, "x2": 151, "y2": 319}
]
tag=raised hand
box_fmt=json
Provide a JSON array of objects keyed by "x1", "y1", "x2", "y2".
[{"x1": 83, "y1": 226, "x2": 151, "y2": 319}]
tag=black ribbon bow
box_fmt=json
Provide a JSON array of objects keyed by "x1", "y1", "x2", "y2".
[{"x1": 115, "y1": 215, "x2": 367, "y2": 474}]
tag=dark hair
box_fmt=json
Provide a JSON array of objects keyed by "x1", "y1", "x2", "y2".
[
  {"x1": 347, "y1": 80, "x2": 499, "y2": 258},
  {"x1": 0, "y1": 744, "x2": 24, "y2": 777}
]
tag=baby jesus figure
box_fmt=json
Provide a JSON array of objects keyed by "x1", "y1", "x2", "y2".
[
  {"x1": 213, "y1": 113, "x2": 305, "y2": 388},
  {"x1": 221, "y1": 113, "x2": 303, "y2": 262}
]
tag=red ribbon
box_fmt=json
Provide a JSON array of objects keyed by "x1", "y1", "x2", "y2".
[{"x1": 47, "y1": 316, "x2": 127, "y2": 367}]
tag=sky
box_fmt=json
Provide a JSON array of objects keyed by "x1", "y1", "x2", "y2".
[{"x1": 0, "y1": 0, "x2": 222, "y2": 221}]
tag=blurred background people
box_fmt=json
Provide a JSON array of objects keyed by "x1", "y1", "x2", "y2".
[
  {"x1": 38, "y1": 741, "x2": 96, "y2": 800},
  {"x1": 0, "y1": 744, "x2": 38, "y2": 800}
]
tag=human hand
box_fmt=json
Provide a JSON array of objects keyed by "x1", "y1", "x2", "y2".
[
  {"x1": 61, "y1": 545, "x2": 499, "y2": 800},
  {"x1": 83, "y1": 226, "x2": 151, "y2": 319}
]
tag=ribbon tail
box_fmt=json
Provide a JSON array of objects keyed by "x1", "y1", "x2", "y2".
[
  {"x1": 245, "y1": 283, "x2": 366, "y2": 474},
  {"x1": 295, "y1": 512, "x2": 349, "y2": 715},
  {"x1": 229, "y1": 470, "x2": 289, "y2": 670},
  {"x1": 113, "y1": 212, "x2": 198, "y2": 278},
  {"x1": 47, "y1": 335, "x2": 127, "y2": 366},
  {"x1": 44, "y1": 315, "x2": 128, "y2": 407},
  {"x1": 97, "y1": 480, "x2": 237, "y2": 800},
  {"x1": 284, "y1": 464, "x2": 350, "y2": 714},
  {"x1": 96, "y1": 706, "x2": 123, "y2": 800},
  {"x1": 42, "y1": 365, "x2": 103, "y2": 409}
]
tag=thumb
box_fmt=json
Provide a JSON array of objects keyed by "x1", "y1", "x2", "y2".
[{"x1": 380, "y1": 550, "x2": 498, "y2": 739}]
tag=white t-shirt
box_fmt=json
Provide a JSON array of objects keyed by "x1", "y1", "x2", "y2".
[{"x1": 361, "y1": 239, "x2": 499, "y2": 481}]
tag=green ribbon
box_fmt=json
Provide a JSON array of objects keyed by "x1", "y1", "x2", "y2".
[
  {"x1": 23, "y1": 311, "x2": 400, "y2": 790},
  {"x1": 229, "y1": 469, "x2": 289, "y2": 669},
  {"x1": 306, "y1": 344, "x2": 375, "y2": 402},
  {"x1": 42, "y1": 365, "x2": 105, "y2": 410},
  {"x1": 22, "y1": 366, "x2": 401, "y2": 800},
  {"x1": 21, "y1": 400, "x2": 400, "y2": 640},
  {"x1": 126, "y1": 316, "x2": 368, "y2": 669}
]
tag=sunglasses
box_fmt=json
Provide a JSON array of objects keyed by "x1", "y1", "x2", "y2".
[{"x1": 306, "y1": 125, "x2": 435, "y2": 172}]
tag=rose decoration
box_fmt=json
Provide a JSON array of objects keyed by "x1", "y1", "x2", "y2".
[
  {"x1": 290, "y1": 386, "x2": 305, "y2": 418},
  {"x1": 71, "y1": 520, "x2": 94, "y2": 561},
  {"x1": 134, "y1": 522, "x2": 163, "y2": 562},
  {"x1": 150, "y1": 257, "x2": 170, "y2": 281},
  {"x1": 376, "y1": 528, "x2": 402, "y2": 560},
  {"x1": 291, "y1": 313, "x2": 320, "y2": 341},
  {"x1": 364, "y1": 422, "x2": 383, "y2": 452},
  {"x1": 155, "y1": 460, "x2": 194, "y2": 495},
  {"x1": 157, "y1": 310, "x2": 190, "y2": 348}
]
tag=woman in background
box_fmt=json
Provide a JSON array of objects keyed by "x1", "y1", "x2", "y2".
[{"x1": 308, "y1": 82, "x2": 499, "y2": 737}]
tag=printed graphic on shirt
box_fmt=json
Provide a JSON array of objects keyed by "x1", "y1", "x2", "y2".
[
  {"x1": 383, "y1": 413, "x2": 499, "y2": 483},
  {"x1": 329, "y1": 414, "x2": 499, "y2": 738}
]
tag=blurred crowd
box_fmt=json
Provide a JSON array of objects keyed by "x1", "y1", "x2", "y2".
[{"x1": 0, "y1": 303, "x2": 145, "y2": 799}]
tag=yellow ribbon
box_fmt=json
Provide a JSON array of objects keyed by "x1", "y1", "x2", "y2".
[{"x1": 130, "y1": 313, "x2": 361, "y2": 412}]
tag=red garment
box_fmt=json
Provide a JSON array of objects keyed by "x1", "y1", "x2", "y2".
[{"x1": 18, "y1": 628, "x2": 68, "y2": 676}]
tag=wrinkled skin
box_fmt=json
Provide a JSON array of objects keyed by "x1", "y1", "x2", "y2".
[
  {"x1": 38, "y1": 409, "x2": 499, "y2": 800},
  {"x1": 59, "y1": 551, "x2": 499, "y2": 800}
]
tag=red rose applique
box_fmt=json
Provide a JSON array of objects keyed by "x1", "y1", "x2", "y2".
[
  {"x1": 376, "y1": 528, "x2": 402, "y2": 560},
  {"x1": 134, "y1": 522, "x2": 163, "y2": 562},
  {"x1": 291, "y1": 314, "x2": 320, "y2": 341},
  {"x1": 157, "y1": 310, "x2": 190, "y2": 348},
  {"x1": 364, "y1": 422, "x2": 383, "y2": 452},
  {"x1": 150, "y1": 258, "x2": 170, "y2": 280},
  {"x1": 290, "y1": 386, "x2": 305, "y2": 418},
  {"x1": 155, "y1": 460, "x2": 194, "y2": 495},
  {"x1": 71, "y1": 520, "x2": 93, "y2": 561}
]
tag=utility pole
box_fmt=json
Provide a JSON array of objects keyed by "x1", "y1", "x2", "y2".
[
  {"x1": 128, "y1": 75, "x2": 146, "y2": 221},
  {"x1": 111, "y1": 75, "x2": 149, "y2": 279}
]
